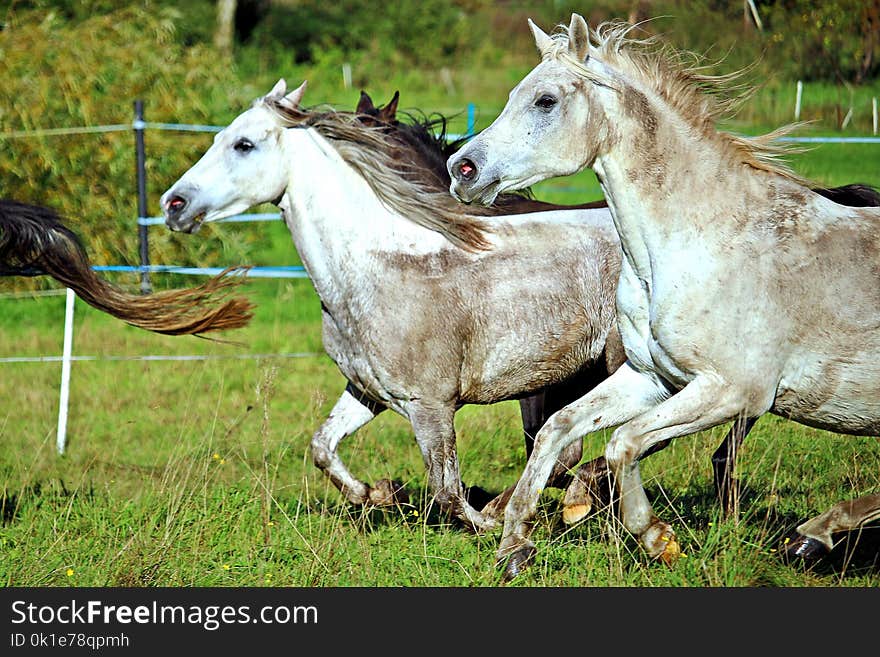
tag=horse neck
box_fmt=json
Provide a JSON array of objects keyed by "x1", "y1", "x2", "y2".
[
  {"x1": 280, "y1": 128, "x2": 451, "y2": 291},
  {"x1": 591, "y1": 70, "x2": 756, "y2": 270}
]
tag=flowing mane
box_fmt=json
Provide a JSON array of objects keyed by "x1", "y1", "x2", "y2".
[
  {"x1": 545, "y1": 20, "x2": 811, "y2": 185},
  {"x1": 261, "y1": 99, "x2": 500, "y2": 251}
]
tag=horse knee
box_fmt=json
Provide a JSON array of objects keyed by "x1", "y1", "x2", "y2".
[
  {"x1": 533, "y1": 408, "x2": 578, "y2": 453},
  {"x1": 605, "y1": 426, "x2": 637, "y2": 470},
  {"x1": 310, "y1": 437, "x2": 333, "y2": 471}
]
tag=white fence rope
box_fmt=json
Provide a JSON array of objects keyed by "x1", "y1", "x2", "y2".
[{"x1": 3, "y1": 352, "x2": 323, "y2": 364}]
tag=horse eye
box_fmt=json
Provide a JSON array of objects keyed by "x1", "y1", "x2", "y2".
[
  {"x1": 234, "y1": 139, "x2": 255, "y2": 153},
  {"x1": 535, "y1": 94, "x2": 558, "y2": 110}
]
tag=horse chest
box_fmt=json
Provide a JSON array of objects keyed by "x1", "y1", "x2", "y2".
[
  {"x1": 615, "y1": 258, "x2": 696, "y2": 387},
  {"x1": 320, "y1": 309, "x2": 395, "y2": 403}
]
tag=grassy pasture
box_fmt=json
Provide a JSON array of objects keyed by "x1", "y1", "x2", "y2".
[{"x1": 1, "y1": 140, "x2": 879, "y2": 588}]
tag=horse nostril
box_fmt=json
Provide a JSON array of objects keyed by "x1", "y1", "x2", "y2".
[
  {"x1": 457, "y1": 158, "x2": 477, "y2": 181},
  {"x1": 165, "y1": 195, "x2": 187, "y2": 215}
]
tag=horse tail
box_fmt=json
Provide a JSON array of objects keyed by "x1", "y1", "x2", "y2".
[
  {"x1": 812, "y1": 183, "x2": 880, "y2": 208},
  {"x1": 0, "y1": 200, "x2": 255, "y2": 336}
]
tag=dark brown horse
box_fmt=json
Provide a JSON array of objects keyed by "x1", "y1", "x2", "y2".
[{"x1": 0, "y1": 199, "x2": 254, "y2": 335}]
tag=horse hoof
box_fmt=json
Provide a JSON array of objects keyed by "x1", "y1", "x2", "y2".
[
  {"x1": 784, "y1": 535, "x2": 829, "y2": 562},
  {"x1": 658, "y1": 536, "x2": 681, "y2": 566},
  {"x1": 499, "y1": 546, "x2": 536, "y2": 583},
  {"x1": 644, "y1": 519, "x2": 680, "y2": 565},
  {"x1": 367, "y1": 479, "x2": 408, "y2": 506},
  {"x1": 561, "y1": 502, "x2": 593, "y2": 525}
]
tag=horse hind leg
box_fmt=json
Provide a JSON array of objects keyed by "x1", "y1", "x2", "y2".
[
  {"x1": 409, "y1": 404, "x2": 498, "y2": 533},
  {"x1": 712, "y1": 415, "x2": 757, "y2": 518},
  {"x1": 310, "y1": 385, "x2": 395, "y2": 507},
  {"x1": 785, "y1": 492, "x2": 880, "y2": 561}
]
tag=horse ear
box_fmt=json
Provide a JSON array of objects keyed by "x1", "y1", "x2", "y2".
[
  {"x1": 528, "y1": 18, "x2": 554, "y2": 55},
  {"x1": 568, "y1": 13, "x2": 590, "y2": 62},
  {"x1": 378, "y1": 90, "x2": 400, "y2": 123},
  {"x1": 356, "y1": 91, "x2": 375, "y2": 115},
  {"x1": 284, "y1": 80, "x2": 307, "y2": 108},
  {"x1": 267, "y1": 78, "x2": 287, "y2": 100}
]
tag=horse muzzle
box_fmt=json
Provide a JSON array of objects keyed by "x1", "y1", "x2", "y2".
[
  {"x1": 447, "y1": 150, "x2": 500, "y2": 205},
  {"x1": 161, "y1": 186, "x2": 207, "y2": 234}
]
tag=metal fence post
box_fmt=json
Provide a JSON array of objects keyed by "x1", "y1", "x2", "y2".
[{"x1": 134, "y1": 100, "x2": 152, "y2": 294}]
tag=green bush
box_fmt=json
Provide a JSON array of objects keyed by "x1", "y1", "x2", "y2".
[
  {"x1": 0, "y1": 6, "x2": 264, "y2": 290},
  {"x1": 246, "y1": 0, "x2": 474, "y2": 67}
]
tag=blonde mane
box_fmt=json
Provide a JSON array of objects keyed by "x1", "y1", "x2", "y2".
[
  {"x1": 546, "y1": 20, "x2": 811, "y2": 185},
  {"x1": 262, "y1": 99, "x2": 494, "y2": 252}
]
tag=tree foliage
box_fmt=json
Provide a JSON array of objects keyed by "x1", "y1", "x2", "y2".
[{"x1": 762, "y1": 0, "x2": 880, "y2": 82}]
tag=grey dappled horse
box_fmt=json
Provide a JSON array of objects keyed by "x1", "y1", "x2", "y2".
[{"x1": 448, "y1": 15, "x2": 880, "y2": 580}]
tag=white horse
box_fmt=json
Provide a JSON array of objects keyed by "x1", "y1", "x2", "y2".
[
  {"x1": 448, "y1": 14, "x2": 880, "y2": 580},
  {"x1": 160, "y1": 80, "x2": 630, "y2": 532}
]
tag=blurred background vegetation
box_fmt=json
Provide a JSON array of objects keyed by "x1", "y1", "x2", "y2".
[{"x1": 2, "y1": 0, "x2": 879, "y2": 287}]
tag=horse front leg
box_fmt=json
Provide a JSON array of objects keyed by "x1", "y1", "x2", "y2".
[
  {"x1": 561, "y1": 414, "x2": 759, "y2": 525},
  {"x1": 310, "y1": 384, "x2": 398, "y2": 506},
  {"x1": 605, "y1": 376, "x2": 755, "y2": 563},
  {"x1": 786, "y1": 492, "x2": 880, "y2": 561},
  {"x1": 409, "y1": 403, "x2": 498, "y2": 533},
  {"x1": 498, "y1": 362, "x2": 668, "y2": 580}
]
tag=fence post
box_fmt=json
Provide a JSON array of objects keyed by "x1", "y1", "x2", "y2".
[
  {"x1": 56, "y1": 288, "x2": 76, "y2": 455},
  {"x1": 134, "y1": 100, "x2": 152, "y2": 294},
  {"x1": 873, "y1": 97, "x2": 877, "y2": 136},
  {"x1": 467, "y1": 103, "x2": 475, "y2": 137}
]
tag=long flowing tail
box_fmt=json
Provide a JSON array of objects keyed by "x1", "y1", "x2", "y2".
[{"x1": 0, "y1": 199, "x2": 255, "y2": 335}]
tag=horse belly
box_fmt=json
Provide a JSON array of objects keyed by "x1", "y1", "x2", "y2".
[{"x1": 774, "y1": 356, "x2": 880, "y2": 435}]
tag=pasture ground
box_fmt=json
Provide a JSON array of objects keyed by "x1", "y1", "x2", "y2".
[{"x1": 1, "y1": 143, "x2": 879, "y2": 588}]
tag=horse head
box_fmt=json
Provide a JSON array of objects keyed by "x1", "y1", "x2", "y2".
[
  {"x1": 356, "y1": 90, "x2": 400, "y2": 127},
  {"x1": 162, "y1": 79, "x2": 307, "y2": 233},
  {"x1": 447, "y1": 14, "x2": 601, "y2": 205}
]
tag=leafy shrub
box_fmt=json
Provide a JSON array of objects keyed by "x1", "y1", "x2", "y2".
[{"x1": 0, "y1": 6, "x2": 264, "y2": 290}]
